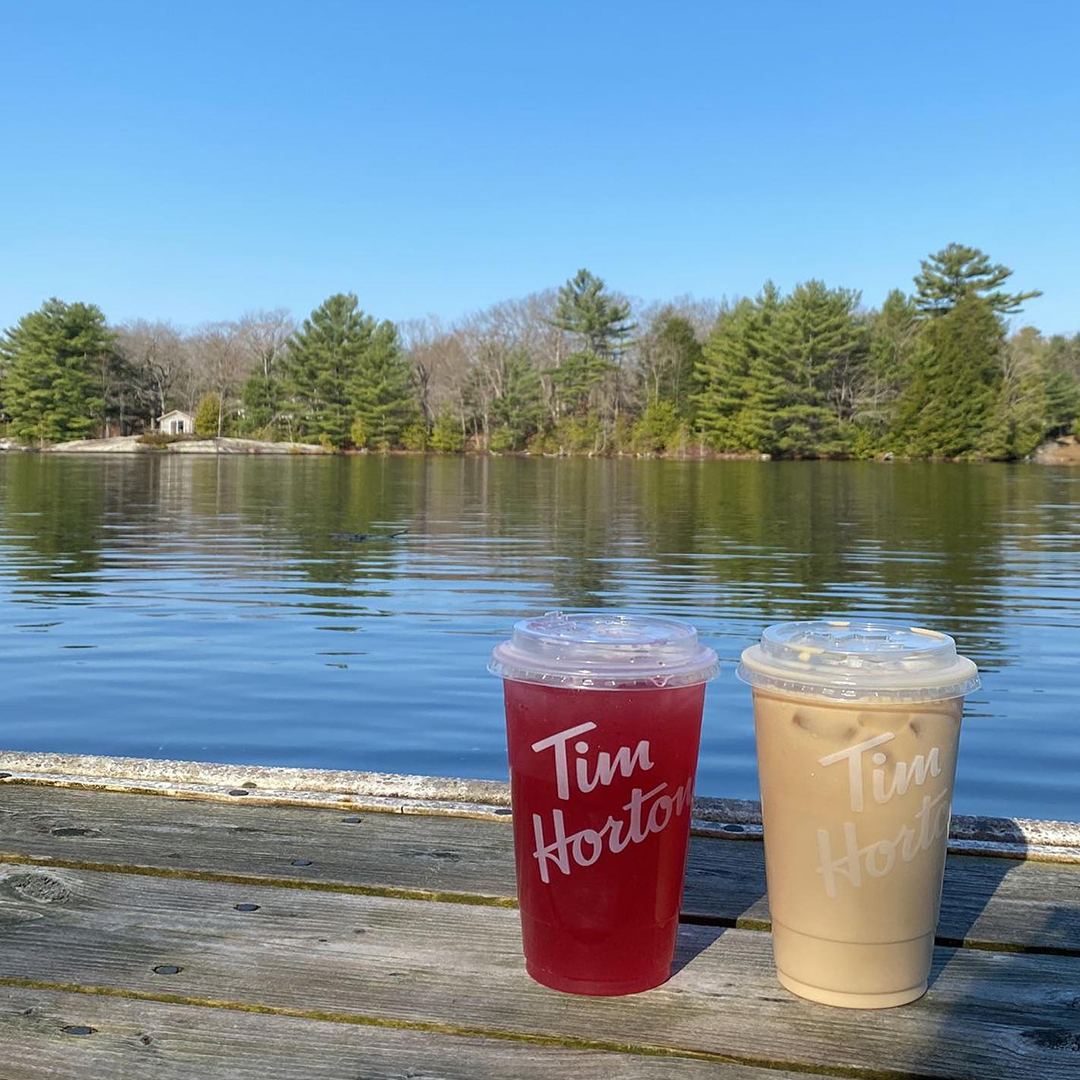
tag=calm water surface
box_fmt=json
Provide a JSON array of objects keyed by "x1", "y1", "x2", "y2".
[{"x1": 0, "y1": 454, "x2": 1077, "y2": 821}]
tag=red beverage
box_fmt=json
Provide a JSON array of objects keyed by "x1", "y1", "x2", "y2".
[{"x1": 491, "y1": 612, "x2": 718, "y2": 996}]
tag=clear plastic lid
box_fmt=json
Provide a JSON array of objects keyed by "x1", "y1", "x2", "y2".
[
  {"x1": 737, "y1": 619, "x2": 980, "y2": 703},
  {"x1": 489, "y1": 610, "x2": 719, "y2": 690}
]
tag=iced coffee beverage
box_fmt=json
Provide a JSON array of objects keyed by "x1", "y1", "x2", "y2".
[{"x1": 739, "y1": 621, "x2": 979, "y2": 1009}]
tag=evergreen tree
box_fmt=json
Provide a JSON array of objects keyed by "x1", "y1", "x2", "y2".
[
  {"x1": 430, "y1": 407, "x2": 465, "y2": 452},
  {"x1": 638, "y1": 310, "x2": 702, "y2": 415},
  {"x1": 549, "y1": 269, "x2": 635, "y2": 359},
  {"x1": 491, "y1": 349, "x2": 544, "y2": 449},
  {"x1": 0, "y1": 299, "x2": 111, "y2": 443},
  {"x1": 770, "y1": 280, "x2": 866, "y2": 456},
  {"x1": 285, "y1": 294, "x2": 411, "y2": 448},
  {"x1": 194, "y1": 393, "x2": 224, "y2": 436},
  {"x1": 694, "y1": 284, "x2": 783, "y2": 453},
  {"x1": 1041, "y1": 333, "x2": 1080, "y2": 436},
  {"x1": 914, "y1": 243, "x2": 1041, "y2": 318},
  {"x1": 241, "y1": 369, "x2": 281, "y2": 433},
  {"x1": 898, "y1": 295, "x2": 1003, "y2": 457},
  {"x1": 552, "y1": 350, "x2": 615, "y2": 416},
  {"x1": 348, "y1": 319, "x2": 415, "y2": 448}
]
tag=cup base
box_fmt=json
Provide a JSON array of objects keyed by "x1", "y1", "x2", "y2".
[
  {"x1": 525, "y1": 961, "x2": 670, "y2": 997},
  {"x1": 777, "y1": 970, "x2": 927, "y2": 1009}
]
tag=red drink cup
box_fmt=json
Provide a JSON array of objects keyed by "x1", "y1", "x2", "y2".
[{"x1": 490, "y1": 611, "x2": 719, "y2": 996}]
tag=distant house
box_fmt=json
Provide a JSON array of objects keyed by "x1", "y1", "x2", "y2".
[{"x1": 157, "y1": 409, "x2": 195, "y2": 435}]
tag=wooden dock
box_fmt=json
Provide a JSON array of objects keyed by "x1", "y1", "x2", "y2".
[{"x1": 0, "y1": 754, "x2": 1078, "y2": 1080}]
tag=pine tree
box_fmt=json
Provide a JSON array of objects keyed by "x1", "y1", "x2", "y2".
[
  {"x1": 549, "y1": 269, "x2": 635, "y2": 360},
  {"x1": 285, "y1": 294, "x2": 412, "y2": 448},
  {"x1": 914, "y1": 243, "x2": 1041, "y2": 318},
  {"x1": 349, "y1": 320, "x2": 415, "y2": 449},
  {"x1": 1041, "y1": 333, "x2": 1080, "y2": 436},
  {"x1": 491, "y1": 349, "x2": 544, "y2": 449},
  {"x1": 898, "y1": 295, "x2": 1003, "y2": 457},
  {"x1": 637, "y1": 310, "x2": 702, "y2": 416},
  {"x1": 240, "y1": 369, "x2": 281, "y2": 433},
  {"x1": 694, "y1": 285, "x2": 783, "y2": 453},
  {"x1": 0, "y1": 299, "x2": 111, "y2": 443},
  {"x1": 430, "y1": 407, "x2": 465, "y2": 452},
  {"x1": 770, "y1": 280, "x2": 865, "y2": 456}
]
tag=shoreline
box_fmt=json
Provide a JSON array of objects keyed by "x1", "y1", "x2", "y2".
[{"x1": 1, "y1": 433, "x2": 1078, "y2": 464}]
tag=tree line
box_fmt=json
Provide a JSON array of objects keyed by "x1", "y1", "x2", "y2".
[{"x1": 1, "y1": 243, "x2": 1076, "y2": 459}]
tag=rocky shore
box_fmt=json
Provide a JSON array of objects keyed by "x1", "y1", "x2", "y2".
[{"x1": 0, "y1": 435, "x2": 328, "y2": 454}]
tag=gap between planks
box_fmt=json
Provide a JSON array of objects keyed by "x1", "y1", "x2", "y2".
[{"x1": 0, "y1": 976, "x2": 977, "y2": 1080}]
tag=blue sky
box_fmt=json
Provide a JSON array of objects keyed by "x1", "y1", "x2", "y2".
[{"x1": 2, "y1": 0, "x2": 1077, "y2": 333}]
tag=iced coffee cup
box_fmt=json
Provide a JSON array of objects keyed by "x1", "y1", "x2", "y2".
[
  {"x1": 738, "y1": 620, "x2": 980, "y2": 1009},
  {"x1": 490, "y1": 611, "x2": 718, "y2": 996}
]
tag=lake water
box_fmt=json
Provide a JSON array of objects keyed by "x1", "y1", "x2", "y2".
[{"x1": 0, "y1": 454, "x2": 1077, "y2": 821}]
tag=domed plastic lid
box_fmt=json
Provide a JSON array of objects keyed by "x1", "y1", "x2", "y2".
[
  {"x1": 737, "y1": 619, "x2": 979, "y2": 703},
  {"x1": 489, "y1": 610, "x2": 719, "y2": 690}
]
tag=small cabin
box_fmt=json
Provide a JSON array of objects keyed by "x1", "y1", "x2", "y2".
[{"x1": 157, "y1": 409, "x2": 195, "y2": 435}]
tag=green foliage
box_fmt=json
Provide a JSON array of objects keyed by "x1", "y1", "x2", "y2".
[
  {"x1": 430, "y1": 409, "x2": 464, "y2": 452},
  {"x1": 286, "y1": 294, "x2": 416, "y2": 448},
  {"x1": 895, "y1": 295, "x2": 1003, "y2": 458},
  {"x1": 550, "y1": 269, "x2": 635, "y2": 359},
  {"x1": 553, "y1": 350, "x2": 616, "y2": 416},
  {"x1": 136, "y1": 431, "x2": 185, "y2": 447},
  {"x1": 194, "y1": 393, "x2": 223, "y2": 436},
  {"x1": 349, "y1": 417, "x2": 367, "y2": 448},
  {"x1": 488, "y1": 425, "x2": 514, "y2": 452},
  {"x1": 527, "y1": 430, "x2": 556, "y2": 455},
  {"x1": 400, "y1": 422, "x2": 429, "y2": 451},
  {"x1": 771, "y1": 280, "x2": 865, "y2": 456},
  {"x1": 638, "y1": 310, "x2": 701, "y2": 416},
  {"x1": 694, "y1": 284, "x2": 783, "y2": 453},
  {"x1": 0, "y1": 247, "x2": 1069, "y2": 463},
  {"x1": 241, "y1": 370, "x2": 282, "y2": 433},
  {"x1": 349, "y1": 320, "x2": 415, "y2": 448},
  {"x1": 1041, "y1": 333, "x2": 1080, "y2": 436},
  {"x1": 633, "y1": 400, "x2": 681, "y2": 454},
  {"x1": 553, "y1": 413, "x2": 601, "y2": 454},
  {"x1": 914, "y1": 243, "x2": 1041, "y2": 318},
  {"x1": 490, "y1": 350, "x2": 544, "y2": 448},
  {"x1": 0, "y1": 298, "x2": 111, "y2": 443}
]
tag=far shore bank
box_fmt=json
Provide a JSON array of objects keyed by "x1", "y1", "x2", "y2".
[{"x1": 2, "y1": 432, "x2": 1079, "y2": 464}]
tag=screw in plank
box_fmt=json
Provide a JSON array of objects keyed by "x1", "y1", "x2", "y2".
[
  {"x1": 493, "y1": 808, "x2": 511, "y2": 816},
  {"x1": 228, "y1": 789, "x2": 249, "y2": 797},
  {"x1": 0, "y1": 772, "x2": 11, "y2": 779},
  {"x1": 721, "y1": 824, "x2": 746, "y2": 834},
  {"x1": 152, "y1": 965, "x2": 182, "y2": 975},
  {"x1": 234, "y1": 903, "x2": 260, "y2": 912},
  {"x1": 290, "y1": 858, "x2": 313, "y2": 867},
  {"x1": 62, "y1": 1026, "x2": 95, "y2": 1036},
  {"x1": 341, "y1": 816, "x2": 362, "y2": 824}
]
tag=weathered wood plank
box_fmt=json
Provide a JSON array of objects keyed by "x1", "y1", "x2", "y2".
[
  {"x1": 2, "y1": 784, "x2": 1077, "y2": 954},
  {"x1": 1, "y1": 862, "x2": 1077, "y2": 1080},
  {"x1": 0, "y1": 987, "x2": 803, "y2": 1080}
]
